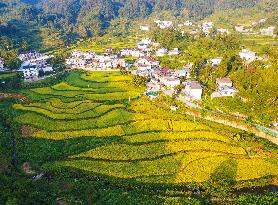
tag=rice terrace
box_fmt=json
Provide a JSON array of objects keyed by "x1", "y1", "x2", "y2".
[{"x1": 5, "y1": 71, "x2": 277, "y2": 201}]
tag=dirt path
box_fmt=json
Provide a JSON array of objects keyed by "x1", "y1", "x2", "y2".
[
  {"x1": 0, "y1": 92, "x2": 30, "y2": 103},
  {"x1": 185, "y1": 111, "x2": 278, "y2": 146}
]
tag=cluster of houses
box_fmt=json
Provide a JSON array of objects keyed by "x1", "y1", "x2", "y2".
[
  {"x1": 235, "y1": 18, "x2": 275, "y2": 36},
  {"x1": 131, "y1": 56, "x2": 204, "y2": 101},
  {"x1": 138, "y1": 61, "x2": 239, "y2": 102},
  {"x1": 120, "y1": 38, "x2": 153, "y2": 58},
  {"x1": 235, "y1": 25, "x2": 275, "y2": 36},
  {"x1": 208, "y1": 49, "x2": 268, "y2": 66},
  {"x1": 201, "y1": 21, "x2": 214, "y2": 35},
  {"x1": 18, "y1": 52, "x2": 54, "y2": 80},
  {"x1": 66, "y1": 50, "x2": 127, "y2": 71},
  {"x1": 260, "y1": 27, "x2": 276, "y2": 36},
  {"x1": 239, "y1": 49, "x2": 269, "y2": 63},
  {"x1": 140, "y1": 17, "x2": 275, "y2": 38},
  {"x1": 154, "y1": 20, "x2": 173, "y2": 29},
  {"x1": 156, "y1": 48, "x2": 180, "y2": 57},
  {"x1": 140, "y1": 25, "x2": 150, "y2": 31},
  {"x1": 120, "y1": 38, "x2": 180, "y2": 58},
  {"x1": 235, "y1": 25, "x2": 252, "y2": 34},
  {"x1": 152, "y1": 20, "x2": 230, "y2": 36}
]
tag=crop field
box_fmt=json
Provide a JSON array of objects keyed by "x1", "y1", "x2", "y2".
[
  {"x1": 0, "y1": 72, "x2": 19, "y2": 80},
  {"x1": 73, "y1": 35, "x2": 142, "y2": 53},
  {"x1": 13, "y1": 71, "x2": 278, "y2": 189}
]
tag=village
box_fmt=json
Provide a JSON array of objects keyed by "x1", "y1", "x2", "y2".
[
  {"x1": 0, "y1": 17, "x2": 276, "y2": 129},
  {"x1": 0, "y1": 23, "x2": 274, "y2": 103},
  {"x1": 62, "y1": 35, "x2": 271, "y2": 108},
  {"x1": 151, "y1": 18, "x2": 276, "y2": 37}
]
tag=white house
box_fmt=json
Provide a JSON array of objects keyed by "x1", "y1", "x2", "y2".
[
  {"x1": 160, "y1": 77, "x2": 181, "y2": 88},
  {"x1": 211, "y1": 78, "x2": 238, "y2": 98},
  {"x1": 210, "y1": 57, "x2": 223, "y2": 66},
  {"x1": 111, "y1": 59, "x2": 126, "y2": 69},
  {"x1": 260, "y1": 27, "x2": 275, "y2": 36},
  {"x1": 235, "y1": 25, "x2": 245, "y2": 33},
  {"x1": 239, "y1": 49, "x2": 256, "y2": 63},
  {"x1": 137, "y1": 64, "x2": 152, "y2": 71},
  {"x1": 203, "y1": 21, "x2": 213, "y2": 28},
  {"x1": 137, "y1": 38, "x2": 152, "y2": 50},
  {"x1": 66, "y1": 58, "x2": 87, "y2": 69},
  {"x1": 41, "y1": 66, "x2": 53, "y2": 73},
  {"x1": 19, "y1": 65, "x2": 39, "y2": 79},
  {"x1": 218, "y1": 86, "x2": 238, "y2": 97},
  {"x1": 202, "y1": 27, "x2": 210, "y2": 35},
  {"x1": 140, "y1": 25, "x2": 150, "y2": 31},
  {"x1": 156, "y1": 48, "x2": 168, "y2": 57},
  {"x1": 259, "y1": 18, "x2": 267, "y2": 23},
  {"x1": 174, "y1": 70, "x2": 190, "y2": 78},
  {"x1": 182, "y1": 80, "x2": 203, "y2": 101},
  {"x1": 142, "y1": 38, "x2": 152, "y2": 45},
  {"x1": 71, "y1": 50, "x2": 95, "y2": 59},
  {"x1": 201, "y1": 21, "x2": 213, "y2": 34},
  {"x1": 217, "y1": 28, "x2": 229, "y2": 34},
  {"x1": 155, "y1": 20, "x2": 173, "y2": 29},
  {"x1": 120, "y1": 48, "x2": 145, "y2": 57},
  {"x1": 136, "y1": 57, "x2": 160, "y2": 67},
  {"x1": 161, "y1": 21, "x2": 173, "y2": 29},
  {"x1": 168, "y1": 48, "x2": 180, "y2": 55},
  {"x1": 185, "y1": 21, "x2": 193, "y2": 26},
  {"x1": 235, "y1": 25, "x2": 251, "y2": 33}
]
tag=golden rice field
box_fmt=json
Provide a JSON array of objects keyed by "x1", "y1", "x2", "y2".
[{"x1": 13, "y1": 71, "x2": 278, "y2": 186}]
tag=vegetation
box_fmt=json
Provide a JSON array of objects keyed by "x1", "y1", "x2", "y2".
[
  {"x1": 0, "y1": 72, "x2": 22, "y2": 90},
  {"x1": 1, "y1": 0, "x2": 277, "y2": 51},
  {"x1": 0, "y1": 71, "x2": 274, "y2": 204},
  {"x1": 0, "y1": 0, "x2": 278, "y2": 203}
]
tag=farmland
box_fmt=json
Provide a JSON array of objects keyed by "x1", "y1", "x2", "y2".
[{"x1": 9, "y1": 71, "x2": 278, "y2": 202}]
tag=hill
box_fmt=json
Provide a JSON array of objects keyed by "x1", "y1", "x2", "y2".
[{"x1": 1, "y1": 0, "x2": 277, "y2": 50}]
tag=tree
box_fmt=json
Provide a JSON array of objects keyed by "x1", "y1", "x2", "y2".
[
  {"x1": 20, "y1": 39, "x2": 28, "y2": 51},
  {"x1": 6, "y1": 58, "x2": 22, "y2": 70},
  {"x1": 132, "y1": 75, "x2": 146, "y2": 87},
  {"x1": 40, "y1": 26, "x2": 64, "y2": 49}
]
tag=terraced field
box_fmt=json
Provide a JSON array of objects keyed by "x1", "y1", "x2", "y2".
[{"x1": 13, "y1": 71, "x2": 278, "y2": 187}]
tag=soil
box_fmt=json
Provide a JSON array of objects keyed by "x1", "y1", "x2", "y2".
[
  {"x1": 21, "y1": 125, "x2": 40, "y2": 137},
  {"x1": 0, "y1": 92, "x2": 30, "y2": 103},
  {"x1": 22, "y1": 162, "x2": 35, "y2": 174}
]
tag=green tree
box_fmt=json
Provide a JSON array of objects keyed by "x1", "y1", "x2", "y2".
[
  {"x1": 6, "y1": 58, "x2": 22, "y2": 70},
  {"x1": 20, "y1": 39, "x2": 28, "y2": 51}
]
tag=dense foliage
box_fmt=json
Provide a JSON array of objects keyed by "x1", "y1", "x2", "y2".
[{"x1": 1, "y1": 0, "x2": 277, "y2": 50}]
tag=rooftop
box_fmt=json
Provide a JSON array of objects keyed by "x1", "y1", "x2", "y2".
[{"x1": 216, "y1": 77, "x2": 232, "y2": 84}]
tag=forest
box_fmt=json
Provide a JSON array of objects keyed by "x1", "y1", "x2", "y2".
[{"x1": 0, "y1": 0, "x2": 277, "y2": 50}]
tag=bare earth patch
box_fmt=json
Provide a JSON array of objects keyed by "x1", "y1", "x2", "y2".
[
  {"x1": 21, "y1": 125, "x2": 40, "y2": 137},
  {"x1": 22, "y1": 162, "x2": 35, "y2": 174},
  {"x1": 0, "y1": 92, "x2": 31, "y2": 103}
]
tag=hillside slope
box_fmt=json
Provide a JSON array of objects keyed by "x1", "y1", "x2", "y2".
[{"x1": 0, "y1": 0, "x2": 277, "y2": 49}]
